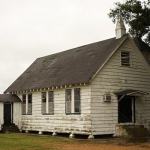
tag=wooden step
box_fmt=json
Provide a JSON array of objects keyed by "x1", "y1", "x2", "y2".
[
  {"x1": 2, "y1": 124, "x2": 20, "y2": 133},
  {"x1": 115, "y1": 124, "x2": 150, "y2": 138}
]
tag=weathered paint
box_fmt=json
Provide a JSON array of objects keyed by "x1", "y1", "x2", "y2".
[
  {"x1": 13, "y1": 102, "x2": 22, "y2": 129},
  {"x1": 91, "y1": 38, "x2": 150, "y2": 135},
  {"x1": 14, "y1": 38, "x2": 150, "y2": 136},
  {"x1": 18, "y1": 86, "x2": 92, "y2": 134}
]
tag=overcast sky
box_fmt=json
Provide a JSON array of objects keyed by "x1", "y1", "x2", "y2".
[{"x1": 0, "y1": 0, "x2": 124, "y2": 93}]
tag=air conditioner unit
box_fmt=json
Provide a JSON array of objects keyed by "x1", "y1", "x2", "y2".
[{"x1": 103, "y1": 94, "x2": 111, "y2": 102}]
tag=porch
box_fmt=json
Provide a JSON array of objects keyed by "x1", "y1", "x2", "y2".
[{"x1": 115, "y1": 89, "x2": 150, "y2": 137}]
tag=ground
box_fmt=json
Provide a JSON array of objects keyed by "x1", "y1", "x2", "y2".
[{"x1": 0, "y1": 133, "x2": 150, "y2": 150}]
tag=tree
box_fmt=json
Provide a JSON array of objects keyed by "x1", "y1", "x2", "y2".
[{"x1": 108, "y1": 0, "x2": 150, "y2": 45}]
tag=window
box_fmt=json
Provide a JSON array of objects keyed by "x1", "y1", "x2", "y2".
[
  {"x1": 28, "y1": 94, "x2": 32, "y2": 115},
  {"x1": 41, "y1": 92, "x2": 46, "y2": 114},
  {"x1": 65, "y1": 88, "x2": 81, "y2": 114},
  {"x1": 65, "y1": 89, "x2": 72, "y2": 114},
  {"x1": 121, "y1": 51, "x2": 130, "y2": 66},
  {"x1": 48, "y1": 91, "x2": 54, "y2": 114},
  {"x1": 41, "y1": 91, "x2": 54, "y2": 115},
  {"x1": 74, "y1": 88, "x2": 81, "y2": 113},
  {"x1": 22, "y1": 93, "x2": 32, "y2": 115},
  {"x1": 22, "y1": 94, "x2": 26, "y2": 115}
]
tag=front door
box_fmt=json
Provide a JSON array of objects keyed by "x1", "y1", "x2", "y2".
[
  {"x1": 4, "y1": 103, "x2": 12, "y2": 125},
  {"x1": 118, "y1": 96, "x2": 135, "y2": 123}
]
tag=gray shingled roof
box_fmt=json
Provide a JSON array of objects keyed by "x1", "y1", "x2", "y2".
[
  {"x1": 5, "y1": 35, "x2": 149, "y2": 93},
  {"x1": 0, "y1": 94, "x2": 21, "y2": 102},
  {"x1": 134, "y1": 38, "x2": 150, "y2": 64}
]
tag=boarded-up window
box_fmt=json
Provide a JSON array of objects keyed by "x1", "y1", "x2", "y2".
[
  {"x1": 41, "y1": 92, "x2": 46, "y2": 114},
  {"x1": 121, "y1": 51, "x2": 130, "y2": 66},
  {"x1": 48, "y1": 91, "x2": 54, "y2": 114},
  {"x1": 74, "y1": 88, "x2": 81, "y2": 113},
  {"x1": 22, "y1": 94, "x2": 26, "y2": 115},
  {"x1": 28, "y1": 93, "x2": 32, "y2": 115},
  {"x1": 65, "y1": 89, "x2": 71, "y2": 114}
]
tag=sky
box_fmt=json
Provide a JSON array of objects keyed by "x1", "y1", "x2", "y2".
[{"x1": 0, "y1": 0, "x2": 124, "y2": 93}]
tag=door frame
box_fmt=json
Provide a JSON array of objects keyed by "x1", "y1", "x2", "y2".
[
  {"x1": 118, "y1": 96, "x2": 136, "y2": 124},
  {"x1": 3, "y1": 102, "x2": 13, "y2": 125},
  {"x1": 132, "y1": 96, "x2": 136, "y2": 123}
]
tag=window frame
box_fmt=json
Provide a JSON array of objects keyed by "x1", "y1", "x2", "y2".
[
  {"x1": 22, "y1": 94, "x2": 26, "y2": 115},
  {"x1": 65, "y1": 88, "x2": 81, "y2": 115},
  {"x1": 48, "y1": 91, "x2": 54, "y2": 115},
  {"x1": 74, "y1": 88, "x2": 81, "y2": 114},
  {"x1": 121, "y1": 51, "x2": 131, "y2": 67},
  {"x1": 65, "y1": 89, "x2": 72, "y2": 115},
  {"x1": 22, "y1": 93, "x2": 32, "y2": 115},
  {"x1": 27, "y1": 93, "x2": 32, "y2": 115},
  {"x1": 41, "y1": 92, "x2": 47, "y2": 103},
  {"x1": 41, "y1": 91, "x2": 54, "y2": 115},
  {"x1": 41, "y1": 92, "x2": 47, "y2": 115}
]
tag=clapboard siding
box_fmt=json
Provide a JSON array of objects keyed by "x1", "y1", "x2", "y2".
[
  {"x1": 13, "y1": 102, "x2": 21, "y2": 129},
  {"x1": 19, "y1": 86, "x2": 92, "y2": 134},
  {"x1": 91, "y1": 38, "x2": 150, "y2": 135},
  {"x1": 0, "y1": 103, "x2": 3, "y2": 130},
  {"x1": 14, "y1": 38, "x2": 150, "y2": 136}
]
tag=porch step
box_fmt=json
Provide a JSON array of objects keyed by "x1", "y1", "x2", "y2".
[
  {"x1": 115, "y1": 124, "x2": 150, "y2": 138},
  {"x1": 2, "y1": 124, "x2": 20, "y2": 133}
]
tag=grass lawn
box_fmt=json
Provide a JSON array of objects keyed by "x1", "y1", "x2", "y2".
[{"x1": 0, "y1": 133, "x2": 150, "y2": 150}]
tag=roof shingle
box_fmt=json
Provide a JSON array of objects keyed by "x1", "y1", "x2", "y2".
[{"x1": 5, "y1": 35, "x2": 149, "y2": 93}]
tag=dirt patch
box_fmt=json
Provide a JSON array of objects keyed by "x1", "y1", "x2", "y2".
[
  {"x1": 59, "y1": 138, "x2": 150, "y2": 150},
  {"x1": 61, "y1": 142, "x2": 150, "y2": 150}
]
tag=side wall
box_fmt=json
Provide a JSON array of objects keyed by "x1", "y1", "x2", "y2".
[
  {"x1": 91, "y1": 38, "x2": 150, "y2": 135},
  {"x1": 18, "y1": 86, "x2": 92, "y2": 134},
  {"x1": 13, "y1": 102, "x2": 22, "y2": 129},
  {"x1": 0, "y1": 103, "x2": 3, "y2": 130}
]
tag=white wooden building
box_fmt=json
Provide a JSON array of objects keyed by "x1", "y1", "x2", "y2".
[
  {"x1": 0, "y1": 94, "x2": 21, "y2": 130},
  {"x1": 1, "y1": 16, "x2": 150, "y2": 138}
]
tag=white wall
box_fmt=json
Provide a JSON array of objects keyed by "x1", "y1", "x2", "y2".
[
  {"x1": 13, "y1": 102, "x2": 22, "y2": 129},
  {"x1": 18, "y1": 86, "x2": 92, "y2": 134},
  {"x1": 15, "y1": 38, "x2": 150, "y2": 136},
  {"x1": 91, "y1": 38, "x2": 150, "y2": 135},
  {"x1": 0, "y1": 103, "x2": 3, "y2": 130}
]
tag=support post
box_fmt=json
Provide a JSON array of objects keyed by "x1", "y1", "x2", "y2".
[
  {"x1": 69, "y1": 133, "x2": 75, "y2": 138},
  {"x1": 25, "y1": 130, "x2": 29, "y2": 133},
  {"x1": 39, "y1": 131, "x2": 43, "y2": 135},
  {"x1": 52, "y1": 132, "x2": 57, "y2": 136},
  {"x1": 88, "y1": 134, "x2": 94, "y2": 139}
]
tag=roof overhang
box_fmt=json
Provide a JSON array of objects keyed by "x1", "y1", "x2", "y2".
[
  {"x1": 115, "y1": 89, "x2": 149, "y2": 102},
  {"x1": 0, "y1": 94, "x2": 21, "y2": 103}
]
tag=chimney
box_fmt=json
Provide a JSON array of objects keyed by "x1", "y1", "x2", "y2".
[{"x1": 115, "y1": 14, "x2": 126, "y2": 39}]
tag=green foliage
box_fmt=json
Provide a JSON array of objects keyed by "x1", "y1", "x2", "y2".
[{"x1": 108, "y1": 0, "x2": 150, "y2": 45}]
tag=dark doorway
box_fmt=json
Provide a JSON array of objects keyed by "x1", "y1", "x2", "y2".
[
  {"x1": 118, "y1": 96, "x2": 135, "y2": 123},
  {"x1": 4, "y1": 103, "x2": 12, "y2": 125}
]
